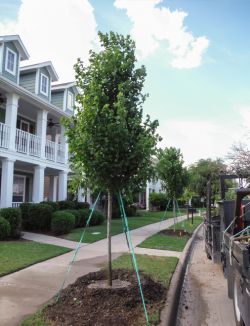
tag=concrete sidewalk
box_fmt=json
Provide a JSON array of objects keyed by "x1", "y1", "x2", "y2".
[
  {"x1": 22, "y1": 232, "x2": 88, "y2": 249},
  {"x1": 0, "y1": 215, "x2": 187, "y2": 326}
]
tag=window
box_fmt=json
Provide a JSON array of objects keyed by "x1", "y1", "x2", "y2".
[
  {"x1": 67, "y1": 91, "x2": 74, "y2": 110},
  {"x1": 13, "y1": 175, "x2": 26, "y2": 203},
  {"x1": 40, "y1": 73, "x2": 49, "y2": 96},
  {"x1": 5, "y1": 47, "x2": 17, "y2": 75}
]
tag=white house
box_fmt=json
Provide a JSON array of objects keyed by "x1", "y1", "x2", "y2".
[{"x1": 0, "y1": 35, "x2": 77, "y2": 208}]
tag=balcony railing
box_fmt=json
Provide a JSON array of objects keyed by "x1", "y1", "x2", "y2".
[
  {"x1": 57, "y1": 143, "x2": 65, "y2": 163},
  {"x1": 15, "y1": 129, "x2": 41, "y2": 157},
  {"x1": 0, "y1": 123, "x2": 66, "y2": 164},
  {"x1": 45, "y1": 140, "x2": 65, "y2": 163},
  {"x1": 0, "y1": 122, "x2": 10, "y2": 148},
  {"x1": 45, "y1": 139, "x2": 56, "y2": 161}
]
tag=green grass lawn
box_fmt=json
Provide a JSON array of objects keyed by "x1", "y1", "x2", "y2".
[
  {"x1": 64, "y1": 209, "x2": 186, "y2": 243},
  {"x1": 0, "y1": 241, "x2": 71, "y2": 277},
  {"x1": 139, "y1": 216, "x2": 203, "y2": 252}
]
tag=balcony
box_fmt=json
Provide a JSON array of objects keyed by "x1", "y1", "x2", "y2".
[{"x1": 0, "y1": 122, "x2": 66, "y2": 164}]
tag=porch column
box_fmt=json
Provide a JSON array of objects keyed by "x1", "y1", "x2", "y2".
[
  {"x1": 1, "y1": 158, "x2": 15, "y2": 208},
  {"x1": 32, "y1": 165, "x2": 45, "y2": 203},
  {"x1": 36, "y1": 110, "x2": 48, "y2": 159},
  {"x1": 146, "y1": 181, "x2": 150, "y2": 211},
  {"x1": 60, "y1": 126, "x2": 68, "y2": 163},
  {"x1": 5, "y1": 93, "x2": 19, "y2": 151},
  {"x1": 58, "y1": 170, "x2": 68, "y2": 201},
  {"x1": 49, "y1": 176, "x2": 58, "y2": 201}
]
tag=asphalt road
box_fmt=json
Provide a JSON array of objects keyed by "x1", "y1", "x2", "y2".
[{"x1": 176, "y1": 227, "x2": 235, "y2": 326}]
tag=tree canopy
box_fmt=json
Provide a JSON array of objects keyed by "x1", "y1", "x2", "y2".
[
  {"x1": 188, "y1": 158, "x2": 227, "y2": 198},
  {"x1": 156, "y1": 147, "x2": 189, "y2": 199},
  {"x1": 64, "y1": 31, "x2": 160, "y2": 194}
]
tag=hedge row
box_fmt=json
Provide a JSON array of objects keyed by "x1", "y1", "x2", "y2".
[{"x1": 19, "y1": 202, "x2": 105, "y2": 235}]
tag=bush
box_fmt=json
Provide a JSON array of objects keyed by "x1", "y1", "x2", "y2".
[
  {"x1": 0, "y1": 208, "x2": 22, "y2": 238},
  {"x1": 125, "y1": 204, "x2": 137, "y2": 217},
  {"x1": 19, "y1": 203, "x2": 33, "y2": 229},
  {"x1": 64, "y1": 209, "x2": 81, "y2": 227},
  {"x1": 0, "y1": 217, "x2": 11, "y2": 240},
  {"x1": 77, "y1": 209, "x2": 105, "y2": 227},
  {"x1": 28, "y1": 204, "x2": 53, "y2": 231},
  {"x1": 51, "y1": 211, "x2": 75, "y2": 235},
  {"x1": 40, "y1": 201, "x2": 59, "y2": 212},
  {"x1": 149, "y1": 193, "x2": 168, "y2": 210},
  {"x1": 74, "y1": 201, "x2": 90, "y2": 210},
  {"x1": 58, "y1": 200, "x2": 76, "y2": 210},
  {"x1": 77, "y1": 209, "x2": 88, "y2": 227}
]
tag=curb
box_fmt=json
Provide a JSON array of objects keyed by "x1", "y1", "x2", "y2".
[{"x1": 159, "y1": 222, "x2": 204, "y2": 326}]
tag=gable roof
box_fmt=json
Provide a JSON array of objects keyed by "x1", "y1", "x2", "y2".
[
  {"x1": 51, "y1": 81, "x2": 78, "y2": 94},
  {"x1": 20, "y1": 61, "x2": 59, "y2": 81},
  {"x1": 0, "y1": 35, "x2": 29, "y2": 60}
]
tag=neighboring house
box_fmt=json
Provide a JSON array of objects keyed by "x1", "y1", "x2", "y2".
[
  {"x1": 0, "y1": 35, "x2": 78, "y2": 208},
  {"x1": 137, "y1": 179, "x2": 162, "y2": 211}
]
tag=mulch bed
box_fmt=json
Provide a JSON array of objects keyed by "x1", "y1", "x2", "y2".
[
  {"x1": 43, "y1": 269, "x2": 166, "y2": 326},
  {"x1": 159, "y1": 229, "x2": 190, "y2": 237}
]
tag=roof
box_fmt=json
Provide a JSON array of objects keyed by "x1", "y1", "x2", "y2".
[
  {"x1": 51, "y1": 81, "x2": 78, "y2": 94},
  {"x1": 0, "y1": 35, "x2": 29, "y2": 60},
  {"x1": 20, "y1": 61, "x2": 59, "y2": 82}
]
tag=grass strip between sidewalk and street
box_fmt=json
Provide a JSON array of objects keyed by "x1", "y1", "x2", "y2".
[
  {"x1": 0, "y1": 241, "x2": 71, "y2": 277},
  {"x1": 138, "y1": 216, "x2": 203, "y2": 252},
  {"x1": 20, "y1": 254, "x2": 178, "y2": 326},
  {"x1": 64, "y1": 209, "x2": 186, "y2": 243}
]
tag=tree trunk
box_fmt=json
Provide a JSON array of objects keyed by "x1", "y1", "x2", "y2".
[
  {"x1": 107, "y1": 189, "x2": 112, "y2": 286},
  {"x1": 173, "y1": 198, "x2": 176, "y2": 232}
]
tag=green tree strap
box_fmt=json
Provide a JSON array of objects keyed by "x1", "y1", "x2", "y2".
[
  {"x1": 118, "y1": 192, "x2": 150, "y2": 325},
  {"x1": 56, "y1": 192, "x2": 101, "y2": 301}
]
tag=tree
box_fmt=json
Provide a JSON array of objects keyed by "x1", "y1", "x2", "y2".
[
  {"x1": 227, "y1": 143, "x2": 250, "y2": 177},
  {"x1": 157, "y1": 147, "x2": 189, "y2": 199},
  {"x1": 188, "y1": 158, "x2": 227, "y2": 200},
  {"x1": 64, "y1": 31, "x2": 160, "y2": 286},
  {"x1": 156, "y1": 147, "x2": 189, "y2": 227}
]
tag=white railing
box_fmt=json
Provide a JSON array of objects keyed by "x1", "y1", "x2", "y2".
[
  {"x1": 0, "y1": 122, "x2": 10, "y2": 148},
  {"x1": 15, "y1": 129, "x2": 41, "y2": 157},
  {"x1": 12, "y1": 202, "x2": 21, "y2": 208},
  {"x1": 57, "y1": 143, "x2": 65, "y2": 163},
  {"x1": 45, "y1": 139, "x2": 56, "y2": 161}
]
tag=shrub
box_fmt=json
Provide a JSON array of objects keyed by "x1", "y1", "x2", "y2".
[
  {"x1": 74, "y1": 201, "x2": 90, "y2": 210},
  {"x1": 51, "y1": 211, "x2": 75, "y2": 235},
  {"x1": 77, "y1": 209, "x2": 88, "y2": 227},
  {"x1": 64, "y1": 210, "x2": 81, "y2": 227},
  {"x1": 149, "y1": 193, "x2": 169, "y2": 210},
  {"x1": 125, "y1": 204, "x2": 137, "y2": 217},
  {"x1": 58, "y1": 200, "x2": 76, "y2": 210},
  {"x1": 77, "y1": 209, "x2": 105, "y2": 227},
  {"x1": 40, "y1": 201, "x2": 59, "y2": 212},
  {"x1": 89, "y1": 210, "x2": 105, "y2": 226},
  {"x1": 28, "y1": 204, "x2": 53, "y2": 231},
  {"x1": 0, "y1": 208, "x2": 22, "y2": 238},
  {"x1": 19, "y1": 203, "x2": 33, "y2": 229},
  {"x1": 0, "y1": 217, "x2": 11, "y2": 240}
]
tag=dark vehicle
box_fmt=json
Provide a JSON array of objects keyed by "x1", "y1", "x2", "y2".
[{"x1": 204, "y1": 174, "x2": 250, "y2": 326}]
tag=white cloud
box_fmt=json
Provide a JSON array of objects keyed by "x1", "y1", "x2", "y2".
[
  {"x1": 158, "y1": 119, "x2": 246, "y2": 166},
  {"x1": 0, "y1": 0, "x2": 97, "y2": 81},
  {"x1": 114, "y1": 0, "x2": 209, "y2": 69}
]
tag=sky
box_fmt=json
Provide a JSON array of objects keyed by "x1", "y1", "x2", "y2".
[{"x1": 1, "y1": 0, "x2": 250, "y2": 166}]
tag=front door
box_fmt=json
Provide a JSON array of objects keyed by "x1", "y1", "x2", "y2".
[{"x1": 12, "y1": 175, "x2": 26, "y2": 203}]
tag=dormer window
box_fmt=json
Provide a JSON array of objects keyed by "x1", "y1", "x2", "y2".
[
  {"x1": 5, "y1": 47, "x2": 17, "y2": 75},
  {"x1": 40, "y1": 73, "x2": 49, "y2": 96},
  {"x1": 67, "y1": 91, "x2": 74, "y2": 110}
]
